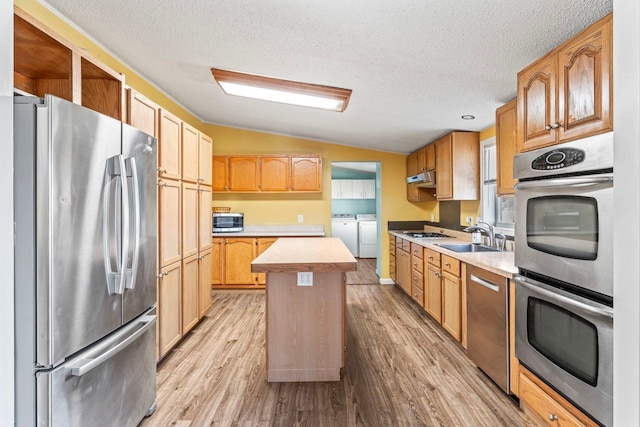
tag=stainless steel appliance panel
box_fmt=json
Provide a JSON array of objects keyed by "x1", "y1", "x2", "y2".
[
  {"x1": 122, "y1": 124, "x2": 157, "y2": 324},
  {"x1": 37, "y1": 310, "x2": 157, "y2": 427},
  {"x1": 466, "y1": 265, "x2": 509, "y2": 393},
  {"x1": 37, "y1": 96, "x2": 124, "y2": 367},
  {"x1": 515, "y1": 274, "x2": 613, "y2": 426},
  {"x1": 514, "y1": 172, "x2": 613, "y2": 297}
]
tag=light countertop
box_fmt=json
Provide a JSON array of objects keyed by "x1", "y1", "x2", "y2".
[
  {"x1": 251, "y1": 237, "x2": 357, "y2": 273},
  {"x1": 389, "y1": 230, "x2": 517, "y2": 278},
  {"x1": 213, "y1": 224, "x2": 325, "y2": 237}
]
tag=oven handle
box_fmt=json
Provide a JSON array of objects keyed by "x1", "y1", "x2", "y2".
[
  {"x1": 514, "y1": 276, "x2": 613, "y2": 319},
  {"x1": 514, "y1": 176, "x2": 613, "y2": 190}
]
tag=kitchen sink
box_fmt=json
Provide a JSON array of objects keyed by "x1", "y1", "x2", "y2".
[{"x1": 435, "y1": 243, "x2": 501, "y2": 253}]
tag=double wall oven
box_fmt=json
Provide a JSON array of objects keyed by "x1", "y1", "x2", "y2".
[{"x1": 513, "y1": 132, "x2": 613, "y2": 427}]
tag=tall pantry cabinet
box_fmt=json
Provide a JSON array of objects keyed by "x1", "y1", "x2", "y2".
[{"x1": 127, "y1": 89, "x2": 213, "y2": 361}]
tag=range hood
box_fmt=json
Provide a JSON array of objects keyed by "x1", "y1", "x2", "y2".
[{"x1": 406, "y1": 171, "x2": 436, "y2": 188}]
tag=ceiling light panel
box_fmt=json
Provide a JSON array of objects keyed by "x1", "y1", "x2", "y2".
[{"x1": 211, "y1": 68, "x2": 352, "y2": 112}]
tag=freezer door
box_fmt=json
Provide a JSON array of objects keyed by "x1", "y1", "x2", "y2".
[
  {"x1": 36, "y1": 310, "x2": 157, "y2": 427},
  {"x1": 122, "y1": 123, "x2": 158, "y2": 324},
  {"x1": 37, "y1": 96, "x2": 123, "y2": 366}
]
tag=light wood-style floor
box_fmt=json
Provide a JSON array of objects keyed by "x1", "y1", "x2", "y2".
[
  {"x1": 345, "y1": 258, "x2": 379, "y2": 285},
  {"x1": 142, "y1": 270, "x2": 535, "y2": 426}
]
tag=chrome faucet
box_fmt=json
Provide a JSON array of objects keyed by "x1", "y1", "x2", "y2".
[{"x1": 463, "y1": 221, "x2": 496, "y2": 248}]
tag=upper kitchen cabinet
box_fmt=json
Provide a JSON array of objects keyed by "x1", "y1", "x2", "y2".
[
  {"x1": 181, "y1": 122, "x2": 200, "y2": 183},
  {"x1": 14, "y1": 9, "x2": 125, "y2": 121},
  {"x1": 212, "y1": 155, "x2": 322, "y2": 193},
  {"x1": 517, "y1": 13, "x2": 612, "y2": 152},
  {"x1": 435, "y1": 132, "x2": 479, "y2": 200},
  {"x1": 198, "y1": 133, "x2": 213, "y2": 186},
  {"x1": 496, "y1": 99, "x2": 518, "y2": 195},
  {"x1": 127, "y1": 89, "x2": 159, "y2": 137},
  {"x1": 159, "y1": 109, "x2": 182, "y2": 181},
  {"x1": 212, "y1": 156, "x2": 229, "y2": 191},
  {"x1": 229, "y1": 156, "x2": 260, "y2": 191},
  {"x1": 416, "y1": 144, "x2": 436, "y2": 172},
  {"x1": 290, "y1": 156, "x2": 322, "y2": 192}
]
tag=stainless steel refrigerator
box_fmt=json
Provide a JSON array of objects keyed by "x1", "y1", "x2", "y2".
[{"x1": 14, "y1": 95, "x2": 157, "y2": 426}]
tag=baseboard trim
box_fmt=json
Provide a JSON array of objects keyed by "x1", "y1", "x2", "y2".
[{"x1": 379, "y1": 278, "x2": 395, "y2": 285}]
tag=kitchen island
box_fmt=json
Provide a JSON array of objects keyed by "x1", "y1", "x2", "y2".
[{"x1": 251, "y1": 237, "x2": 357, "y2": 382}]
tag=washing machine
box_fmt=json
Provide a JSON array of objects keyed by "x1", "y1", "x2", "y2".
[
  {"x1": 331, "y1": 214, "x2": 358, "y2": 257},
  {"x1": 356, "y1": 214, "x2": 377, "y2": 258}
]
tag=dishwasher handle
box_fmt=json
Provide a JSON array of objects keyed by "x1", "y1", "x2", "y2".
[{"x1": 469, "y1": 274, "x2": 500, "y2": 293}]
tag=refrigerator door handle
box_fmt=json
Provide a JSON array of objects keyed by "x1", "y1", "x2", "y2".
[
  {"x1": 124, "y1": 157, "x2": 141, "y2": 290},
  {"x1": 103, "y1": 155, "x2": 130, "y2": 295},
  {"x1": 67, "y1": 314, "x2": 156, "y2": 377}
]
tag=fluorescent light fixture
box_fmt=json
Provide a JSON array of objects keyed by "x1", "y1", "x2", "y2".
[{"x1": 211, "y1": 68, "x2": 352, "y2": 112}]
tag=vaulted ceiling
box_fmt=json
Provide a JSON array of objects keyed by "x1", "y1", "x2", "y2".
[{"x1": 42, "y1": 0, "x2": 612, "y2": 154}]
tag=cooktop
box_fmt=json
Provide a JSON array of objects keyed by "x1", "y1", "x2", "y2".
[{"x1": 402, "y1": 231, "x2": 450, "y2": 239}]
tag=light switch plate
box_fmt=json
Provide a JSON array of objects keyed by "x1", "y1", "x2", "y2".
[{"x1": 297, "y1": 272, "x2": 313, "y2": 286}]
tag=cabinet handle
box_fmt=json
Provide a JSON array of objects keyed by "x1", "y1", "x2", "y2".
[
  {"x1": 445, "y1": 262, "x2": 451, "y2": 268},
  {"x1": 157, "y1": 167, "x2": 167, "y2": 175},
  {"x1": 413, "y1": 262, "x2": 418, "y2": 268},
  {"x1": 544, "y1": 124, "x2": 552, "y2": 131},
  {"x1": 157, "y1": 180, "x2": 166, "y2": 187},
  {"x1": 548, "y1": 414, "x2": 559, "y2": 421},
  {"x1": 428, "y1": 256, "x2": 433, "y2": 261},
  {"x1": 550, "y1": 122, "x2": 563, "y2": 129}
]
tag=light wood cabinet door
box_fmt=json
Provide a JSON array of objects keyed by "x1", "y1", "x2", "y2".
[
  {"x1": 425, "y1": 263, "x2": 442, "y2": 323},
  {"x1": 557, "y1": 15, "x2": 612, "y2": 143},
  {"x1": 198, "y1": 133, "x2": 213, "y2": 186},
  {"x1": 441, "y1": 272, "x2": 461, "y2": 341},
  {"x1": 212, "y1": 156, "x2": 229, "y2": 191},
  {"x1": 126, "y1": 89, "x2": 158, "y2": 137},
  {"x1": 411, "y1": 270, "x2": 424, "y2": 307},
  {"x1": 435, "y1": 132, "x2": 479, "y2": 200},
  {"x1": 181, "y1": 182, "x2": 198, "y2": 259},
  {"x1": 496, "y1": 99, "x2": 518, "y2": 195},
  {"x1": 182, "y1": 255, "x2": 199, "y2": 334},
  {"x1": 159, "y1": 109, "x2": 182, "y2": 180},
  {"x1": 211, "y1": 238, "x2": 224, "y2": 285},
  {"x1": 260, "y1": 156, "x2": 289, "y2": 191},
  {"x1": 181, "y1": 122, "x2": 200, "y2": 183},
  {"x1": 198, "y1": 249, "x2": 213, "y2": 318},
  {"x1": 406, "y1": 151, "x2": 418, "y2": 176},
  {"x1": 435, "y1": 134, "x2": 453, "y2": 200},
  {"x1": 290, "y1": 156, "x2": 322, "y2": 192},
  {"x1": 224, "y1": 238, "x2": 257, "y2": 285},
  {"x1": 198, "y1": 185, "x2": 212, "y2": 252},
  {"x1": 256, "y1": 238, "x2": 278, "y2": 284},
  {"x1": 159, "y1": 179, "x2": 181, "y2": 267},
  {"x1": 424, "y1": 144, "x2": 436, "y2": 171},
  {"x1": 229, "y1": 156, "x2": 259, "y2": 191},
  {"x1": 399, "y1": 248, "x2": 412, "y2": 295},
  {"x1": 389, "y1": 235, "x2": 396, "y2": 281},
  {"x1": 517, "y1": 55, "x2": 557, "y2": 152},
  {"x1": 158, "y1": 261, "x2": 182, "y2": 358}
]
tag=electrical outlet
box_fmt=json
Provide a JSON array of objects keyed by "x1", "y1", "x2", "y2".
[
  {"x1": 298, "y1": 214, "x2": 303, "y2": 223},
  {"x1": 466, "y1": 216, "x2": 473, "y2": 224},
  {"x1": 430, "y1": 214, "x2": 434, "y2": 222},
  {"x1": 297, "y1": 272, "x2": 313, "y2": 286}
]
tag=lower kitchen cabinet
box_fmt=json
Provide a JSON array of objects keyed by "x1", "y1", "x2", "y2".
[
  {"x1": 212, "y1": 236, "x2": 317, "y2": 289},
  {"x1": 389, "y1": 234, "x2": 396, "y2": 281},
  {"x1": 441, "y1": 254, "x2": 462, "y2": 341},
  {"x1": 425, "y1": 248, "x2": 442, "y2": 323},
  {"x1": 182, "y1": 255, "x2": 200, "y2": 334},
  {"x1": 198, "y1": 249, "x2": 213, "y2": 318},
  {"x1": 519, "y1": 367, "x2": 596, "y2": 427},
  {"x1": 410, "y1": 243, "x2": 424, "y2": 306},
  {"x1": 224, "y1": 238, "x2": 257, "y2": 285},
  {"x1": 396, "y1": 237, "x2": 411, "y2": 295},
  {"x1": 158, "y1": 261, "x2": 182, "y2": 359}
]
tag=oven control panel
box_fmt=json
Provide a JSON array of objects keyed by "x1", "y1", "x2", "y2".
[{"x1": 531, "y1": 148, "x2": 585, "y2": 170}]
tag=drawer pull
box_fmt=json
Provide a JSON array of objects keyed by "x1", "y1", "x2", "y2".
[
  {"x1": 428, "y1": 256, "x2": 433, "y2": 260},
  {"x1": 548, "y1": 414, "x2": 559, "y2": 421},
  {"x1": 445, "y1": 262, "x2": 451, "y2": 268}
]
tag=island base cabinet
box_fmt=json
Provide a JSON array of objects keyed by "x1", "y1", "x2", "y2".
[{"x1": 266, "y1": 271, "x2": 345, "y2": 382}]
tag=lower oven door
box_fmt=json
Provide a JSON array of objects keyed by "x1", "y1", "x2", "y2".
[
  {"x1": 514, "y1": 274, "x2": 612, "y2": 426},
  {"x1": 514, "y1": 172, "x2": 613, "y2": 297}
]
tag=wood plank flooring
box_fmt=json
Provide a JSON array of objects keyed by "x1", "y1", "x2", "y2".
[
  {"x1": 142, "y1": 286, "x2": 536, "y2": 427},
  {"x1": 345, "y1": 258, "x2": 379, "y2": 285}
]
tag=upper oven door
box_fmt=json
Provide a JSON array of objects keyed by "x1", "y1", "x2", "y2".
[{"x1": 514, "y1": 172, "x2": 613, "y2": 297}]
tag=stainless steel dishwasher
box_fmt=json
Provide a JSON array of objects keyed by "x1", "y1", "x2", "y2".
[{"x1": 466, "y1": 265, "x2": 509, "y2": 393}]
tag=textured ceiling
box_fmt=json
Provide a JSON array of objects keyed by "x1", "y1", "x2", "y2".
[{"x1": 41, "y1": 0, "x2": 612, "y2": 154}]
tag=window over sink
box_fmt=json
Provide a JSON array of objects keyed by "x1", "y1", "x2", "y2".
[{"x1": 480, "y1": 137, "x2": 515, "y2": 233}]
